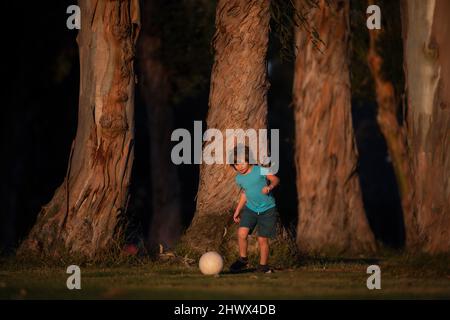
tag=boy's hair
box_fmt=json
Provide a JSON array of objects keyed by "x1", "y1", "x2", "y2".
[{"x1": 228, "y1": 145, "x2": 255, "y2": 169}]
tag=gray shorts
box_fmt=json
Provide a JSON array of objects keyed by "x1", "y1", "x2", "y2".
[{"x1": 239, "y1": 206, "x2": 278, "y2": 238}]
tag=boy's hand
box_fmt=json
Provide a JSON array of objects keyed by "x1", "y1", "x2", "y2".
[
  {"x1": 262, "y1": 186, "x2": 271, "y2": 194},
  {"x1": 233, "y1": 211, "x2": 241, "y2": 223}
]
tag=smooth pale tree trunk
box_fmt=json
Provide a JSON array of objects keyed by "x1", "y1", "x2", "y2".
[
  {"x1": 182, "y1": 0, "x2": 273, "y2": 254},
  {"x1": 401, "y1": 0, "x2": 450, "y2": 253},
  {"x1": 18, "y1": 0, "x2": 141, "y2": 258},
  {"x1": 138, "y1": 0, "x2": 182, "y2": 250},
  {"x1": 366, "y1": 0, "x2": 413, "y2": 234},
  {"x1": 293, "y1": 0, "x2": 376, "y2": 255}
]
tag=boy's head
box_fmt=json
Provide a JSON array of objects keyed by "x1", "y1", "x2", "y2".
[{"x1": 229, "y1": 145, "x2": 253, "y2": 174}]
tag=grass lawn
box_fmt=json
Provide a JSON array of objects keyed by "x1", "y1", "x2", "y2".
[{"x1": 1, "y1": 254, "x2": 449, "y2": 299}]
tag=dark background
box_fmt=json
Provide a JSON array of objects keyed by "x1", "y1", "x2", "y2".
[{"x1": 1, "y1": 1, "x2": 404, "y2": 254}]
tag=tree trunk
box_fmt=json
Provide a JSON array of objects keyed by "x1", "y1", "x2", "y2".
[
  {"x1": 18, "y1": 0, "x2": 141, "y2": 258},
  {"x1": 182, "y1": 0, "x2": 272, "y2": 254},
  {"x1": 138, "y1": 0, "x2": 182, "y2": 250},
  {"x1": 293, "y1": 0, "x2": 376, "y2": 255},
  {"x1": 366, "y1": 0, "x2": 412, "y2": 236},
  {"x1": 401, "y1": 0, "x2": 450, "y2": 253}
]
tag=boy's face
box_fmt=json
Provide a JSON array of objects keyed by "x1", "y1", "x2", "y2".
[{"x1": 233, "y1": 162, "x2": 250, "y2": 174}]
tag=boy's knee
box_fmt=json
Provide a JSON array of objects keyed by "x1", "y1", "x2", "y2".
[
  {"x1": 238, "y1": 228, "x2": 249, "y2": 239},
  {"x1": 257, "y1": 237, "x2": 269, "y2": 245}
]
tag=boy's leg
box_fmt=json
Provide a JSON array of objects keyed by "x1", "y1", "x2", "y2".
[
  {"x1": 238, "y1": 227, "x2": 250, "y2": 258},
  {"x1": 257, "y1": 236, "x2": 269, "y2": 265},
  {"x1": 230, "y1": 227, "x2": 250, "y2": 272},
  {"x1": 237, "y1": 207, "x2": 257, "y2": 258},
  {"x1": 255, "y1": 207, "x2": 278, "y2": 273},
  {"x1": 231, "y1": 207, "x2": 257, "y2": 273}
]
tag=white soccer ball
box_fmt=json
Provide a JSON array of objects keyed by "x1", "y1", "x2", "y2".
[{"x1": 198, "y1": 251, "x2": 224, "y2": 275}]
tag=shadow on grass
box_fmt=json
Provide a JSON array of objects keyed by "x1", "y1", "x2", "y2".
[
  {"x1": 298, "y1": 256, "x2": 381, "y2": 267},
  {"x1": 221, "y1": 268, "x2": 257, "y2": 275}
]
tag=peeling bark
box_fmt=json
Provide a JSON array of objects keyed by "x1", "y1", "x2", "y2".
[
  {"x1": 18, "y1": 0, "x2": 141, "y2": 258},
  {"x1": 401, "y1": 0, "x2": 450, "y2": 253},
  {"x1": 293, "y1": 0, "x2": 376, "y2": 255}
]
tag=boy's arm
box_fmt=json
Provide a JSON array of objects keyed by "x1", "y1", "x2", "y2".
[
  {"x1": 262, "y1": 174, "x2": 280, "y2": 194},
  {"x1": 233, "y1": 191, "x2": 246, "y2": 223},
  {"x1": 235, "y1": 190, "x2": 247, "y2": 213}
]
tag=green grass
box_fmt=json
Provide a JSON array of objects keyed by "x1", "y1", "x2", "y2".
[{"x1": 0, "y1": 255, "x2": 449, "y2": 299}]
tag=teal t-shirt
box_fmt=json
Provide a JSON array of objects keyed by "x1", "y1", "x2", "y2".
[{"x1": 235, "y1": 165, "x2": 276, "y2": 213}]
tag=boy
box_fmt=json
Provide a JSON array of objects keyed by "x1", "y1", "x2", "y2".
[{"x1": 229, "y1": 146, "x2": 280, "y2": 273}]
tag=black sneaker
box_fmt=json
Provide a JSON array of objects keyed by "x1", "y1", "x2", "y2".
[
  {"x1": 230, "y1": 257, "x2": 248, "y2": 273},
  {"x1": 256, "y1": 264, "x2": 273, "y2": 273}
]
